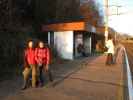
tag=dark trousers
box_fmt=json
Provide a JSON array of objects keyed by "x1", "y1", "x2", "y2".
[
  {"x1": 39, "y1": 66, "x2": 44, "y2": 84},
  {"x1": 106, "y1": 53, "x2": 113, "y2": 65},
  {"x1": 38, "y1": 65, "x2": 53, "y2": 85}
]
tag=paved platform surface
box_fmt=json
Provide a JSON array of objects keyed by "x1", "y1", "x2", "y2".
[{"x1": 1, "y1": 48, "x2": 127, "y2": 100}]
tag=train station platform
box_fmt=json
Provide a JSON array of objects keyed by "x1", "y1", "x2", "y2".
[{"x1": 2, "y1": 47, "x2": 129, "y2": 100}]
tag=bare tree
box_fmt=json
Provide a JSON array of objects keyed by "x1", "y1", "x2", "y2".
[
  {"x1": 55, "y1": 0, "x2": 81, "y2": 21},
  {"x1": 80, "y1": 0, "x2": 104, "y2": 26}
]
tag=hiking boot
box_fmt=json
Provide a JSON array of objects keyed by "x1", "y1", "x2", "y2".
[
  {"x1": 21, "y1": 80, "x2": 28, "y2": 90},
  {"x1": 21, "y1": 85, "x2": 27, "y2": 90}
]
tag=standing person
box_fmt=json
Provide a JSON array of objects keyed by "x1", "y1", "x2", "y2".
[
  {"x1": 22, "y1": 40, "x2": 37, "y2": 90},
  {"x1": 35, "y1": 41, "x2": 53, "y2": 87},
  {"x1": 105, "y1": 36, "x2": 115, "y2": 65}
]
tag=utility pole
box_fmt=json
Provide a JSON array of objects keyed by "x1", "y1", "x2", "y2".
[
  {"x1": 115, "y1": 6, "x2": 120, "y2": 43},
  {"x1": 104, "y1": 0, "x2": 109, "y2": 42},
  {"x1": 108, "y1": 5, "x2": 122, "y2": 43},
  {"x1": 104, "y1": 0, "x2": 122, "y2": 43}
]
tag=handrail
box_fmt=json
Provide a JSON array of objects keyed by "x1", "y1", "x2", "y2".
[{"x1": 123, "y1": 47, "x2": 133, "y2": 100}]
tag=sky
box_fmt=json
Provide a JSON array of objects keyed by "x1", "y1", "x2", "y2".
[
  {"x1": 80, "y1": 0, "x2": 133, "y2": 36},
  {"x1": 106, "y1": 0, "x2": 133, "y2": 36}
]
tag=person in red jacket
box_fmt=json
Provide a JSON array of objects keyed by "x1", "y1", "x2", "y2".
[
  {"x1": 35, "y1": 41, "x2": 53, "y2": 86},
  {"x1": 22, "y1": 40, "x2": 37, "y2": 90}
]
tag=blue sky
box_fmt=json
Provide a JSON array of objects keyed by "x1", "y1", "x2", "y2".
[{"x1": 107, "y1": 0, "x2": 133, "y2": 36}]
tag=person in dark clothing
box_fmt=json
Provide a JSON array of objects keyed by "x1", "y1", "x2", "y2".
[{"x1": 77, "y1": 44, "x2": 86, "y2": 57}]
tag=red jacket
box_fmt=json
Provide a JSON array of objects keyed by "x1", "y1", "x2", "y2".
[
  {"x1": 35, "y1": 47, "x2": 50, "y2": 65},
  {"x1": 24, "y1": 48, "x2": 36, "y2": 65}
]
